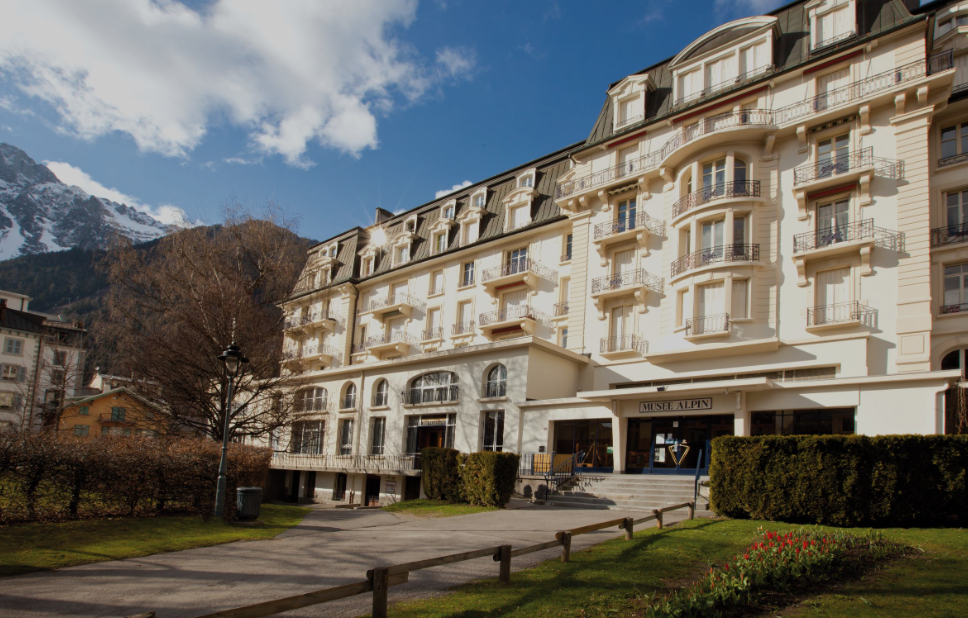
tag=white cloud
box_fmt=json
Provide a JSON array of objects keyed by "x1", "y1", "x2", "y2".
[
  {"x1": 435, "y1": 180, "x2": 472, "y2": 199},
  {"x1": 44, "y1": 160, "x2": 195, "y2": 227},
  {"x1": 0, "y1": 1, "x2": 476, "y2": 167},
  {"x1": 713, "y1": 0, "x2": 785, "y2": 19}
]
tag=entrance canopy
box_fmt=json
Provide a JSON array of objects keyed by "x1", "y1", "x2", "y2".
[{"x1": 577, "y1": 376, "x2": 774, "y2": 408}]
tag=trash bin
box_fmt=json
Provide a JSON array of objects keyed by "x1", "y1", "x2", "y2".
[{"x1": 236, "y1": 486, "x2": 263, "y2": 520}]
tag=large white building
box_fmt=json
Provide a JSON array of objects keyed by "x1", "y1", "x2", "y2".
[{"x1": 266, "y1": 0, "x2": 968, "y2": 506}]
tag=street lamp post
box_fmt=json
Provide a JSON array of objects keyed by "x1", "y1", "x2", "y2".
[{"x1": 214, "y1": 341, "x2": 248, "y2": 518}]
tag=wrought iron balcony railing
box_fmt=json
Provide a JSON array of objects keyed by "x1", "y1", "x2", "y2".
[
  {"x1": 421, "y1": 327, "x2": 443, "y2": 341},
  {"x1": 360, "y1": 293, "x2": 424, "y2": 314},
  {"x1": 478, "y1": 305, "x2": 549, "y2": 327},
  {"x1": 941, "y1": 301, "x2": 968, "y2": 315},
  {"x1": 364, "y1": 331, "x2": 417, "y2": 349},
  {"x1": 673, "y1": 65, "x2": 774, "y2": 108},
  {"x1": 659, "y1": 109, "x2": 775, "y2": 161},
  {"x1": 671, "y1": 244, "x2": 760, "y2": 277},
  {"x1": 807, "y1": 301, "x2": 876, "y2": 327},
  {"x1": 810, "y1": 30, "x2": 857, "y2": 54},
  {"x1": 774, "y1": 52, "x2": 953, "y2": 125},
  {"x1": 686, "y1": 313, "x2": 730, "y2": 336},
  {"x1": 672, "y1": 180, "x2": 761, "y2": 218},
  {"x1": 402, "y1": 385, "x2": 460, "y2": 405},
  {"x1": 451, "y1": 321, "x2": 475, "y2": 336},
  {"x1": 282, "y1": 344, "x2": 342, "y2": 363},
  {"x1": 792, "y1": 147, "x2": 903, "y2": 186},
  {"x1": 271, "y1": 453, "x2": 422, "y2": 472},
  {"x1": 556, "y1": 152, "x2": 661, "y2": 199},
  {"x1": 554, "y1": 302, "x2": 569, "y2": 316},
  {"x1": 939, "y1": 152, "x2": 968, "y2": 168},
  {"x1": 372, "y1": 391, "x2": 389, "y2": 407},
  {"x1": 591, "y1": 268, "x2": 663, "y2": 295},
  {"x1": 481, "y1": 258, "x2": 557, "y2": 283},
  {"x1": 615, "y1": 114, "x2": 643, "y2": 129},
  {"x1": 932, "y1": 222, "x2": 968, "y2": 247},
  {"x1": 793, "y1": 219, "x2": 903, "y2": 253},
  {"x1": 600, "y1": 335, "x2": 647, "y2": 355},
  {"x1": 593, "y1": 211, "x2": 665, "y2": 240}
]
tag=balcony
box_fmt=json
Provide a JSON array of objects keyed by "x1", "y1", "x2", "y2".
[
  {"x1": 657, "y1": 109, "x2": 776, "y2": 171},
  {"x1": 672, "y1": 180, "x2": 762, "y2": 221},
  {"x1": 556, "y1": 153, "x2": 661, "y2": 200},
  {"x1": 358, "y1": 294, "x2": 424, "y2": 321},
  {"x1": 615, "y1": 114, "x2": 643, "y2": 130},
  {"x1": 552, "y1": 302, "x2": 569, "y2": 321},
  {"x1": 282, "y1": 344, "x2": 342, "y2": 368},
  {"x1": 810, "y1": 30, "x2": 857, "y2": 55},
  {"x1": 792, "y1": 219, "x2": 903, "y2": 285},
  {"x1": 270, "y1": 453, "x2": 422, "y2": 476},
  {"x1": 941, "y1": 302, "x2": 968, "y2": 316},
  {"x1": 402, "y1": 385, "x2": 460, "y2": 406},
  {"x1": 591, "y1": 269, "x2": 663, "y2": 317},
  {"x1": 478, "y1": 305, "x2": 548, "y2": 338},
  {"x1": 672, "y1": 65, "x2": 774, "y2": 109},
  {"x1": 671, "y1": 244, "x2": 760, "y2": 278},
  {"x1": 99, "y1": 413, "x2": 134, "y2": 426},
  {"x1": 939, "y1": 152, "x2": 968, "y2": 169},
  {"x1": 774, "y1": 52, "x2": 953, "y2": 126},
  {"x1": 421, "y1": 327, "x2": 444, "y2": 342},
  {"x1": 592, "y1": 211, "x2": 665, "y2": 261},
  {"x1": 932, "y1": 222, "x2": 968, "y2": 247},
  {"x1": 806, "y1": 301, "x2": 876, "y2": 331},
  {"x1": 599, "y1": 335, "x2": 648, "y2": 360},
  {"x1": 364, "y1": 331, "x2": 417, "y2": 356},
  {"x1": 480, "y1": 259, "x2": 557, "y2": 295},
  {"x1": 451, "y1": 321, "x2": 476, "y2": 337},
  {"x1": 285, "y1": 312, "x2": 339, "y2": 333},
  {"x1": 685, "y1": 313, "x2": 730, "y2": 339}
]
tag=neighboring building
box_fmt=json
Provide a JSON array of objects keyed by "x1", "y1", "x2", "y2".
[
  {"x1": 267, "y1": 0, "x2": 968, "y2": 506},
  {"x1": 58, "y1": 388, "x2": 164, "y2": 438},
  {"x1": 0, "y1": 289, "x2": 87, "y2": 431}
]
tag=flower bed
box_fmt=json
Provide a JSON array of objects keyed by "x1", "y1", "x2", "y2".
[{"x1": 645, "y1": 528, "x2": 903, "y2": 617}]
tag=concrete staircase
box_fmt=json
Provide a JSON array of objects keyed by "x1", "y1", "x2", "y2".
[{"x1": 545, "y1": 474, "x2": 709, "y2": 513}]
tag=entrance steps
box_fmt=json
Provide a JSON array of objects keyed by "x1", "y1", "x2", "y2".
[{"x1": 546, "y1": 474, "x2": 710, "y2": 514}]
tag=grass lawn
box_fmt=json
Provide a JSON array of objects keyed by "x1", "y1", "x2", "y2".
[
  {"x1": 380, "y1": 518, "x2": 966, "y2": 618},
  {"x1": 0, "y1": 503, "x2": 310, "y2": 577},
  {"x1": 383, "y1": 499, "x2": 498, "y2": 518}
]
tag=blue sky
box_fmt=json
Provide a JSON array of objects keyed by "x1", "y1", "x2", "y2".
[{"x1": 0, "y1": 0, "x2": 794, "y2": 240}]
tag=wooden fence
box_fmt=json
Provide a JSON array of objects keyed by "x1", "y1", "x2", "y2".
[{"x1": 127, "y1": 501, "x2": 696, "y2": 618}]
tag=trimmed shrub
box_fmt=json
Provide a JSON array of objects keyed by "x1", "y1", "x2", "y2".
[
  {"x1": 462, "y1": 452, "x2": 520, "y2": 507},
  {"x1": 710, "y1": 435, "x2": 968, "y2": 526},
  {"x1": 420, "y1": 447, "x2": 463, "y2": 502}
]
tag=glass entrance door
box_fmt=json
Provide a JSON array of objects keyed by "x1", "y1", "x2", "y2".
[{"x1": 626, "y1": 415, "x2": 734, "y2": 474}]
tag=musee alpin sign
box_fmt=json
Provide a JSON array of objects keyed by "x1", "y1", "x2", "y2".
[{"x1": 639, "y1": 398, "x2": 713, "y2": 413}]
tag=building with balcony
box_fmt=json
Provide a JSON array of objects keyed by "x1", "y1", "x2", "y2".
[{"x1": 267, "y1": 0, "x2": 968, "y2": 507}]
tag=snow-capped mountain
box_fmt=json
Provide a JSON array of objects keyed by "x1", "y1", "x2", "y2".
[{"x1": 0, "y1": 143, "x2": 169, "y2": 260}]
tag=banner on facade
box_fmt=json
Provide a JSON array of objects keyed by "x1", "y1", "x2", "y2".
[{"x1": 639, "y1": 398, "x2": 713, "y2": 413}]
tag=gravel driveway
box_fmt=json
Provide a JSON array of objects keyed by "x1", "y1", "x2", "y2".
[{"x1": 0, "y1": 501, "x2": 689, "y2": 618}]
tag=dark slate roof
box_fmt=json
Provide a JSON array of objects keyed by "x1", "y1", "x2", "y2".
[
  {"x1": 0, "y1": 307, "x2": 45, "y2": 334},
  {"x1": 586, "y1": 0, "x2": 920, "y2": 148}
]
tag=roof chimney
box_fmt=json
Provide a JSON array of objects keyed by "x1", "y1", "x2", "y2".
[{"x1": 374, "y1": 207, "x2": 394, "y2": 225}]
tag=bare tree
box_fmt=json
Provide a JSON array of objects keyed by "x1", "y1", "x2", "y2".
[{"x1": 98, "y1": 204, "x2": 309, "y2": 441}]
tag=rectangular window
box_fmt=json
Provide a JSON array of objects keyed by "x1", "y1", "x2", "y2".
[
  {"x1": 79, "y1": 406, "x2": 89, "y2": 416},
  {"x1": 394, "y1": 245, "x2": 409, "y2": 265},
  {"x1": 371, "y1": 417, "x2": 386, "y2": 455},
  {"x1": 941, "y1": 123, "x2": 968, "y2": 160},
  {"x1": 701, "y1": 219, "x2": 725, "y2": 258},
  {"x1": 613, "y1": 248, "x2": 634, "y2": 276},
  {"x1": 0, "y1": 364, "x2": 19, "y2": 382},
  {"x1": 733, "y1": 214, "x2": 748, "y2": 247},
  {"x1": 339, "y1": 419, "x2": 354, "y2": 455},
  {"x1": 564, "y1": 234, "x2": 573, "y2": 261},
  {"x1": 677, "y1": 287, "x2": 691, "y2": 327},
  {"x1": 0, "y1": 392, "x2": 15, "y2": 409},
  {"x1": 678, "y1": 68, "x2": 701, "y2": 101},
  {"x1": 947, "y1": 189, "x2": 968, "y2": 231},
  {"x1": 617, "y1": 145, "x2": 638, "y2": 176},
  {"x1": 434, "y1": 232, "x2": 447, "y2": 254},
  {"x1": 482, "y1": 411, "x2": 505, "y2": 452},
  {"x1": 705, "y1": 54, "x2": 736, "y2": 91},
  {"x1": 817, "y1": 199, "x2": 850, "y2": 245},
  {"x1": 444, "y1": 204, "x2": 455, "y2": 219},
  {"x1": 73, "y1": 424, "x2": 89, "y2": 437},
  {"x1": 519, "y1": 175, "x2": 533, "y2": 188},
  {"x1": 944, "y1": 263, "x2": 968, "y2": 313},
  {"x1": 751, "y1": 409, "x2": 855, "y2": 436},
  {"x1": 507, "y1": 247, "x2": 528, "y2": 273},
  {"x1": 559, "y1": 327, "x2": 569, "y2": 348},
  {"x1": 53, "y1": 351, "x2": 67, "y2": 366},
  {"x1": 702, "y1": 159, "x2": 727, "y2": 196},
  {"x1": 461, "y1": 261, "x2": 475, "y2": 287},
  {"x1": 111, "y1": 407, "x2": 126, "y2": 422},
  {"x1": 290, "y1": 421, "x2": 324, "y2": 455},
  {"x1": 731, "y1": 279, "x2": 749, "y2": 319},
  {"x1": 458, "y1": 301, "x2": 472, "y2": 327},
  {"x1": 430, "y1": 270, "x2": 444, "y2": 295},
  {"x1": 4, "y1": 338, "x2": 23, "y2": 355},
  {"x1": 698, "y1": 281, "x2": 725, "y2": 318},
  {"x1": 817, "y1": 133, "x2": 850, "y2": 176},
  {"x1": 616, "y1": 199, "x2": 637, "y2": 231},
  {"x1": 510, "y1": 205, "x2": 528, "y2": 230},
  {"x1": 475, "y1": 193, "x2": 486, "y2": 208}
]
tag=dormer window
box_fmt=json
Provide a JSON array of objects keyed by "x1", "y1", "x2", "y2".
[
  {"x1": 937, "y1": 12, "x2": 968, "y2": 38},
  {"x1": 406, "y1": 220, "x2": 416, "y2": 232},
  {"x1": 444, "y1": 205, "x2": 454, "y2": 219},
  {"x1": 362, "y1": 256, "x2": 375, "y2": 277},
  {"x1": 394, "y1": 245, "x2": 409, "y2": 266},
  {"x1": 616, "y1": 94, "x2": 644, "y2": 129},
  {"x1": 807, "y1": 0, "x2": 856, "y2": 51},
  {"x1": 518, "y1": 174, "x2": 534, "y2": 188},
  {"x1": 433, "y1": 231, "x2": 447, "y2": 254},
  {"x1": 474, "y1": 193, "x2": 486, "y2": 208}
]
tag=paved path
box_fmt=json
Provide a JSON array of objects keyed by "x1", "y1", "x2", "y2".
[{"x1": 0, "y1": 501, "x2": 691, "y2": 618}]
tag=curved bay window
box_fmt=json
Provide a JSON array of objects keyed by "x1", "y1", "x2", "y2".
[
  {"x1": 341, "y1": 383, "x2": 357, "y2": 410},
  {"x1": 405, "y1": 372, "x2": 459, "y2": 405},
  {"x1": 942, "y1": 349, "x2": 968, "y2": 434},
  {"x1": 372, "y1": 379, "x2": 389, "y2": 407},
  {"x1": 295, "y1": 387, "x2": 327, "y2": 413},
  {"x1": 485, "y1": 364, "x2": 507, "y2": 398}
]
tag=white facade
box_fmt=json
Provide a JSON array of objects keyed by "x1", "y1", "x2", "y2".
[{"x1": 268, "y1": 0, "x2": 968, "y2": 504}]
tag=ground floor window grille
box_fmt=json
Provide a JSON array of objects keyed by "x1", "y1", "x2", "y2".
[
  {"x1": 482, "y1": 411, "x2": 505, "y2": 452},
  {"x1": 290, "y1": 421, "x2": 324, "y2": 455}
]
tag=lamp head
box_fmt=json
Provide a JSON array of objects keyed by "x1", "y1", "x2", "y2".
[{"x1": 218, "y1": 342, "x2": 249, "y2": 378}]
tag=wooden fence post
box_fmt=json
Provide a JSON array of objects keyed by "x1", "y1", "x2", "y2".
[
  {"x1": 561, "y1": 532, "x2": 572, "y2": 563},
  {"x1": 653, "y1": 509, "x2": 663, "y2": 530},
  {"x1": 688, "y1": 501, "x2": 695, "y2": 520},
  {"x1": 498, "y1": 545, "x2": 512, "y2": 584},
  {"x1": 623, "y1": 517, "x2": 634, "y2": 541},
  {"x1": 372, "y1": 567, "x2": 390, "y2": 618}
]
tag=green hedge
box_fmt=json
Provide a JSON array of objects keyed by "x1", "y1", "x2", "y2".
[
  {"x1": 710, "y1": 435, "x2": 968, "y2": 526},
  {"x1": 462, "y1": 452, "x2": 520, "y2": 507},
  {"x1": 420, "y1": 447, "x2": 463, "y2": 502}
]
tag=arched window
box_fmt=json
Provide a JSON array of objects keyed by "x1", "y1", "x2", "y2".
[
  {"x1": 485, "y1": 364, "x2": 507, "y2": 398},
  {"x1": 341, "y1": 383, "x2": 357, "y2": 410},
  {"x1": 373, "y1": 379, "x2": 389, "y2": 407},
  {"x1": 295, "y1": 387, "x2": 327, "y2": 413},
  {"x1": 406, "y1": 372, "x2": 459, "y2": 404}
]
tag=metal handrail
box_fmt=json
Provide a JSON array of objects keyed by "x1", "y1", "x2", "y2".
[
  {"x1": 478, "y1": 305, "x2": 549, "y2": 326},
  {"x1": 402, "y1": 385, "x2": 460, "y2": 405},
  {"x1": 694, "y1": 448, "x2": 705, "y2": 504},
  {"x1": 591, "y1": 269, "x2": 663, "y2": 294},
  {"x1": 361, "y1": 293, "x2": 425, "y2": 313},
  {"x1": 932, "y1": 222, "x2": 968, "y2": 247},
  {"x1": 481, "y1": 258, "x2": 557, "y2": 283},
  {"x1": 599, "y1": 335, "x2": 647, "y2": 355},
  {"x1": 452, "y1": 321, "x2": 476, "y2": 336},
  {"x1": 421, "y1": 328, "x2": 443, "y2": 341},
  {"x1": 554, "y1": 303, "x2": 569, "y2": 316},
  {"x1": 364, "y1": 331, "x2": 417, "y2": 349},
  {"x1": 659, "y1": 109, "x2": 775, "y2": 161},
  {"x1": 793, "y1": 219, "x2": 903, "y2": 253},
  {"x1": 940, "y1": 302, "x2": 968, "y2": 315},
  {"x1": 810, "y1": 30, "x2": 857, "y2": 54},
  {"x1": 615, "y1": 114, "x2": 643, "y2": 129},
  {"x1": 792, "y1": 147, "x2": 905, "y2": 186},
  {"x1": 271, "y1": 453, "x2": 422, "y2": 472},
  {"x1": 774, "y1": 51, "x2": 953, "y2": 125},
  {"x1": 807, "y1": 301, "x2": 876, "y2": 326},
  {"x1": 672, "y1": 180, "x2": 760, "y2": 218},
  {"x1": 556, "y1": 153, "x2": 661, "y2": 199},
  {"x1": 686, "y1": 313, "x2": 730, "y2": 336},
  {"x1": 544, "y1": 450, "x2": 587, "y2": 494},
  {"x1": 939, "y1": 152, "x2": 968, "y2": 168},
  {"x1": 671, "y1": 244, "x2": 760, "y2": 277},
  {"x1": 673, "y1": 65, "x2": 774, "y2": 108},
  {"x1": 593, "y1": 211, "x2": 665, "y2": 240}
]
